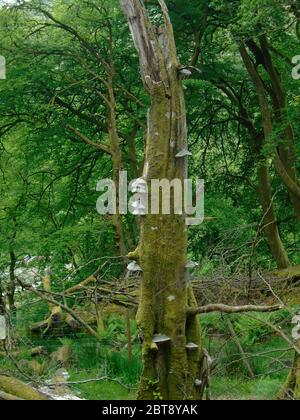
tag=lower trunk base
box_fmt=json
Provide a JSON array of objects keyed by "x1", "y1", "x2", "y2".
[{"x1": 277, "y1": 349, "x2": 300, "y2": 400}]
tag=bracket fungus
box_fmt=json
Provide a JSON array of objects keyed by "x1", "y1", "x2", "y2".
[
  {"x1": 131, "y1": 178, "x2": 147, "y2": 194},
  {"x1": 194, "y1": 379, "x2": 203, "y2": 387},
  {"x1": 185, "y1": 261, "x2": 199, "y2": 269},
  {"x1": 0, "y1": 316, "x2": 6, "y2": 340},
  {"x1": 152, "y1": 334, "x2": 171, "y2": 345},
  {"x1": 127, "y1": 261, "x2": 143, "y2": 272},
  {"x1": 175, "y1": 149, "x2": 192, "y2": 158},
  {"x1": 185, "y1": 342, "x2": 199, "y2": 350},
  {"x1": 178, "y1": 68, "x2": 192, "y2": 80}
]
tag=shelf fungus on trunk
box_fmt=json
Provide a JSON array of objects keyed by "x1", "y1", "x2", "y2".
[
  {"x1": 131, "y1": 178, "x2": 147, "y2": 194},
  {"x1": 0, "y1": 316, "x2": 6, "y2": 341},
  {"x1": 178, "y1": 68, "x2": 192, "y2": 80},
  {"x1": 120, "y1": 0, "x2": 204, "y2": 400},
  {"x1": 152, "y1": 334, "x2": 171, "y2": 345},
  {"x1": 194, "y1": 379, "x2": 203, "y2": 388},
  {"x1": 127, "y1": 261, "x2": 143, "y2": 273},
  {"x1": 185, "y1": 261, "x2": 199, "y2": 269},
  {"x1": 185, "y1": 342, "x2": 199, "y2": 351},
  {"x1": 175, "y1": 149, "x2": 192, "y2": 158}
]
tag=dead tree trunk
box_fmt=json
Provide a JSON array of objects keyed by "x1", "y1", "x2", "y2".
[{"x1": 121, "y1": 0, "x2": 203, "y2": 400}]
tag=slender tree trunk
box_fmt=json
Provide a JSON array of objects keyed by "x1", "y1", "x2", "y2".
[
  {"x1": 8, "y1": 250, "x2": 16, "y2": 314},
  {"x1": 0, "y1": 280, "x2": 4, "y2": 316},
  {"x1": 257, "y1": 162, "x2": 290, "y2": 269},
  {"x1": 121, "y1": 0, "x2": 203, "y2": 400},
  {"x1": 277, "y1": 341, "x2": 300, "y2": 400},
  {"x1": 105, "y1": 75, "x2": 128, "y2": 262},
  {"x1": 216, "y1": 86, "x2": 290, "y2": 269},
  {"x1": 258, "y1": 35, "x2": 300, "y2": 220},
  {"x1": 240, "y1": 42, "x2": 290, "y2": 269},
  {"x1": 226, "y1": 319, "x2": 254, "y2": 379},
  {"x1": 126, "y1": 124, "x2": 140, "y2": 179}
]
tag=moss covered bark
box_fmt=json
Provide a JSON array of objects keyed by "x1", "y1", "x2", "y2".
[
  {"x1": 121, "y1": 0, "x2": 203, "y2": 400},
  {"x1": 0, "y1": 375, "x2": 48, "y2": 400},
  {"x1": 277, "y1": 345, "x2": 300, "y2": 400}
]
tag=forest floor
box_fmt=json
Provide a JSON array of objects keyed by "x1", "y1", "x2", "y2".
[
  {"x1": 0, "y1": 296, "x2": 296, "y2": 400},
  {"x1": 0, "y1": 270, "x2": 300, "y2": 400}
]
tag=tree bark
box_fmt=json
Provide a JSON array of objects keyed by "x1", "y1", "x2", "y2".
[
  {"x1": 121, "y1": 0, "x2": 203, "y2": 400},
  {"x1": 0, "y1": 280, "x2": 4, "y2": 317},
  {"x1": 240, "y1": 42, "x2": 290, "y2": 269},
  {"x1": 226, "y1": 319, "x2": 255, "y2": 379},
  {"x1": 0, "y1": 375, "x2": 49, "y2": 400},
  {"x1": 8, "y1": 249, "x2": 16, "y2": 313},
  {"x1": 107, "y1": 76, "x2": 128, "y2": 261},
  {"x1": 258, "y1": 35, "x2": 300, "y2": 220},
  {"x1": 257, "y1": 162, "x2": 290, "y2": 269},
  {"x1": 277, "y1": 340, "x2": 300, "y2": 400},
  {"x1": 43, "y1": 271, "x2": 63, "y2": 329}
]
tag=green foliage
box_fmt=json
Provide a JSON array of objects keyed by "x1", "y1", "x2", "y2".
[{"x1": 0, "y1": 0, "x2": 299, "y2": 400}]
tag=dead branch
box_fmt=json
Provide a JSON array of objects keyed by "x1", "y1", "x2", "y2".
[{"x1": 188, "y1": 303, "x2": 282, "y2": 316}]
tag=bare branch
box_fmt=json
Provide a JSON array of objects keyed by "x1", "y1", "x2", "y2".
[
  {"x1": 188, "y1": 303, "x2": 282, "y2": 316},
  {"x1": 66, "y1": 125, "x2": 111, "y2": 155}
]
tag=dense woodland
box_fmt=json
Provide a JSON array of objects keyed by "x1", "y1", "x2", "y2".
[{"x1": 0, "y1": 0, "x2": 299, "y2": 401}]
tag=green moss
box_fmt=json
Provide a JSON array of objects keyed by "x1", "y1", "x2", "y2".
[{"x1": 0, "y1": 375, "x2": 48, "y2": 400}]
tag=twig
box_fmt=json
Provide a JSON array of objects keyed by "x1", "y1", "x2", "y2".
[{"x1": 45, "y1": 376, "x2": 133, "y2": 391}]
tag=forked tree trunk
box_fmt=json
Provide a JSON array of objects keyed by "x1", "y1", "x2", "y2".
[
  {"x1": 121, "y1": 0, "x2": 203, "y2": 400},
  {"x1": 240, "y1": 42, "x2": 290, "y2": 269},
  {"x1": 258, "y1": 35, "x2": 300, "y2": 221}
]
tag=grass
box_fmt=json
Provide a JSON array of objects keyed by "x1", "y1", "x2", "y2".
[
  {"x1": 68, "y1": 371, "x2": 136, "y2": 400},
  {"x1": 0, "y1": 312, "x2": 295, "y2": 400},
  {"x1": 212, "y1": 376, "x2": 284, "y2": 400}
]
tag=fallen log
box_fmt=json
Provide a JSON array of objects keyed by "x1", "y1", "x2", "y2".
[
  {"x1": 0, "y1": 375, "x2": 49, "y2": 400},
  {"x1": 0, "y1": 390, "x2": 23, "y2": 400}
]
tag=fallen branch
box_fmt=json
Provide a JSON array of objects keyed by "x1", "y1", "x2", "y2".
[
  {"x1": 17, "y1": 279, "x2": 100, "y2": 339},
  {"x1": 64, "y1": 274, "x2": 97, "y2": 296},
  {"x1": 187, "y1": 303, "x2": 282, "y2": 316},
  {"x1": 45, "y1": 376, "x2": 133, "y2": 391},
  {"x1": 0, "y1": 390, "x2": 23, "y2": 401}
]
